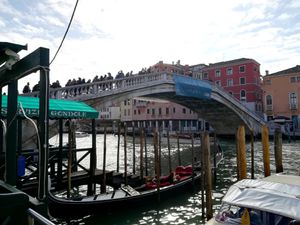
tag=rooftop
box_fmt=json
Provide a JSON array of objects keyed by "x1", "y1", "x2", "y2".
[
  {"x1": 207, "y1": 58, "x2": 255, "y2": 68},
  {"x1": 267, "y1": 65, "x2": 300, "y2": 76}
]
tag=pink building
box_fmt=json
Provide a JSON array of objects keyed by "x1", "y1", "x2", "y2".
[
  {"x1": 191, "y1": 58, "x2": 263, "y2": 113},
  {"x1": 120, "y1": 99, "x2": 203, "y2": 133}
]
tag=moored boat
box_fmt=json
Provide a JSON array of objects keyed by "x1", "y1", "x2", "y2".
[
  {"x1": 48, "y1": 165, "x2": 201, "y2": 218},
  {"x1": 206, "y1": 174, "x2": 300, "y2": 225}
]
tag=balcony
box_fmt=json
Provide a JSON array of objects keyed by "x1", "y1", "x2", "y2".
[{"x1": 266, "y1": 105, "x2": 273, "y2": 112}]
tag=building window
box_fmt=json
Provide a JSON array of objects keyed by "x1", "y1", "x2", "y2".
[
  {"x1": 227, "y1": 79, "x2": 233, "y2": 86},
  {"x1": 290, "y1": 76, "x2": 296, "y2": 83},
  {"x1": 215, "y1": 80, "x2": 221, "y2": 86},
  {"x1": 147, "y1": 109, "x2": 150, "y2": 114},
  {"x1": 127, "y1": 109, "x2": 130, "y2": 116},
  {"x1": 166, "y1": 108, "x2": 169, "y2": 115},
  {"x1": 229, "y1": 91, "x2": 233, "y2": 96},
  {"x1": 290, "y1": 92, "x2": 297, "y2": 109},
  {"x1": 124, "y1": 110, "x2": 126, "y2": 116},
  {"x1": 227, "y1": 68, "x2": 233, "y2": 75},
  {"x1": 138, "y1": 109, "x2": 141, "y2": 115},
  {"x1": 173, "y1": 107, "x2": 176, "y2": 113},
  {"x1": 124, "y1": 100, "x2": 127, "y2": 106},
  {"x1": 159, "y1": 108, "x2": 162, "y2": 115},
  {"x1": 182, "y1": 108, "x2": 186, "y2": 114},
  {"x1": 266, "y1": 95, "x2": 272, "y2": 106},
  {"x1": 152, "y1": 108, "x2": 155, "y2": 115},
  {"x1": 134, "y1": 110, "x2": 136, "y2": 115},
  {"x1": 240, "y1": 90, "x2": 246, "y2": 102},
  {"x1": 215, "y1": 70, "x2": 221, "y2": 77},
  {"x1": 239, "y1": 65, "x2": 245, "y2": 73},
  {"x1": 202, "y1": 72, "x2": 208, "y2": 79},
  {"x1": 240, "y1": 77, "x2": 246, "y2": 85}
]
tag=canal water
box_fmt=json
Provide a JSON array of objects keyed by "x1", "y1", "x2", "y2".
[{"x1": 49, "y1": 134, "x2": 300, "y2": 225}]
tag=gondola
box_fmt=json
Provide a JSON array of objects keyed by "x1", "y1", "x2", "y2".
[{"x1": 47, "y1": 165, "x2": 201, "y2": 218}]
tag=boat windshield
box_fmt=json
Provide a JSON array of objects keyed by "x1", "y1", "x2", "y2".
[{"x1": 215, "y1": 203, "x2": 297, "y2": 225}]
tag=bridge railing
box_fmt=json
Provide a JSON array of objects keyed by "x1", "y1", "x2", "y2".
[
  {"x1": 212, "y1": 84, "x2": 265, "y2": 124},
  {"x1": 24, "y1": 72, "x2": 174, "y2": 100}
]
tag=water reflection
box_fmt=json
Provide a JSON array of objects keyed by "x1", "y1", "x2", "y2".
[{"x1": 49, "y1": 134, "x2": 300, "y2": 225}]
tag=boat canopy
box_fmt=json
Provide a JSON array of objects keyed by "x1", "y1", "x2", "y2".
[
  {"x1": 1, "y1": 95, "x2": 99, "y2": 119},
  {"x1": 222, "y1": 176, "x2": 300, "y2": 220}
]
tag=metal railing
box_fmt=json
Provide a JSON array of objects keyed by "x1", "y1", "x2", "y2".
[{"x1": 28, "y1": 208, "x2": 56, "y2": 225}]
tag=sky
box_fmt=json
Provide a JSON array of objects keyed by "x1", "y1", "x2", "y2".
[{"x1": 1, "y1": 0, "x2": 300, "y2": 91}]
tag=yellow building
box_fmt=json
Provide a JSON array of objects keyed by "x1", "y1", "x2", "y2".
[{"x1": 263, "y1": 65, "x2": 300, "y2": 129}]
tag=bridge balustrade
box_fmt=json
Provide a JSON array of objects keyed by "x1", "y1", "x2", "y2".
[{"x1": 24, "y1": 72, "x2": 173, "y2": 100}]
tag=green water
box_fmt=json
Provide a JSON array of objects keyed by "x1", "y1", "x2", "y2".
[{"x1": 49, "y1": 135, "x2": 300, "y2": 225}]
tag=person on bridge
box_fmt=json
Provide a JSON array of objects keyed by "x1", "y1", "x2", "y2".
[{"x1": 22, "y1": 82, "x2": 31, "y2": 93}]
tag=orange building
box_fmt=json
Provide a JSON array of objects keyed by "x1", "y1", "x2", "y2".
[{"x1": 262, "y1": 65, "x2": 300, "y2": 129}]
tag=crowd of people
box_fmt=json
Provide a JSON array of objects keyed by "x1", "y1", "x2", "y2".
[{"x1": 22, "y1": 67, "x2": 152, "y2": 94}]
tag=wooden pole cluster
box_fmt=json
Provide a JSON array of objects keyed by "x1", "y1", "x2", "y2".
[{"x1": 262, "y1": 125, "x2": 271, "y2": 177}]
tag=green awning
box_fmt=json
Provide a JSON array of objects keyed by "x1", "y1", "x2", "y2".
[{"x1": 1, "y1": 95, "x2": 99, "y2": 119}]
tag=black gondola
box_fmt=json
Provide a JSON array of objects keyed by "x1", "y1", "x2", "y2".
[{"x1": 48, "y1": 166, "x2": 201, "y2": 218}]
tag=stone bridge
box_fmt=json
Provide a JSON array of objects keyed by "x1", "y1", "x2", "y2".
[{"x1": 26, "y1": 72, "x2": 265, "y2": 135}]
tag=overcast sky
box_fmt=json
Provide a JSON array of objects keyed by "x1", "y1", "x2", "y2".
[{"x1": 1, "y1": 0, "x2": 300, "y2": 90}]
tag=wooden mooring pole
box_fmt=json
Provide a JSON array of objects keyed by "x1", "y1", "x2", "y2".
[
  {"x1": 116, "y1": 122, "x2": 121, "y2": 173},
  {"x1": 67, "y1": 120, "x2": 75, "y2": 198},
  {"x1": 274, "y1": 128, "x2": 283, "y2": 173},
  {"x1": 153, "y1": 130, "x2": 160, "y2": 202},
  {"x1": 203, "y1": 132, "x2": 213, "y2": 220},
  {"x1": 262, "y1": 125, "x2": 271, "y2": 177},
  {"x1": 144, "y1": 128, "x2": 148, "y2": 176},
  {"x1": 124, "y1": 123, "x2": 128, "y2": 186},
  {"x1": 139, "y1": 128, "x2": 144, "y2": 179},
  {"x1": 250, "y1": 129, "x2": 255, "y2": 179},
  {"x1": 101, "y1": 126, "x2": 107, "y2": 193},
  {"x1": 88, "y1": 119, "x2": 97, "y2": 195},
  {"x1": 177, "y1": 131, "x2": 182, "y2": 165},
  {"x1": 237, "y1": 125, "x2": 247, "y2": 180},
  {"x1": 201, "y1": 132, "x2": 205, "y2": 218},
  {"x1": 132, "y1": 126, "x2": 136, "y2": 174},
  {"x1": 167, "y1": 129, "x2": 172, "y2": 174},
  {"x1": 191, "y1": 134, "x2": 195, "y2": 184}
]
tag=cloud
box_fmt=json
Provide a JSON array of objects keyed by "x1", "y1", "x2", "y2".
[{"x1": 1, "y1": 0, "x2": 300, "y2": 90}]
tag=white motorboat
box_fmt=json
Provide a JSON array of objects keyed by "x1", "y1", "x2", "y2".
[{"x1": 206, "y1": 174, "x2": 300, "y2": 225}]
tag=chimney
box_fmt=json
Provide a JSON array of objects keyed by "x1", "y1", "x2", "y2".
[{"x1": 265, "y1": 70, "x2": 269, "y2": 75}]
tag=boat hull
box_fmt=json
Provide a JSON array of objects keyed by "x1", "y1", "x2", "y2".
[{"x1": 48, "y1": 173, "x2": 201, "y2": 218}]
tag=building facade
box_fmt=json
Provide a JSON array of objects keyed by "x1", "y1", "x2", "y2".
[
  {"x1": 191, "y1": 58, "x2": 263, "y2": 114},
  {"x1": 262, "y1": 65, "x2": 300, "y2": 129},
  {"x1": 120, "y1": 98, "x2": 204, "y2": 133}
]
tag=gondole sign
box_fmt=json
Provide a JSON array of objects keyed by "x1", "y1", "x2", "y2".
[
  {"x1": 1, "y1": 95, "x2": 99, "y2": 119},
  {"x1": 173, "y1": 75, "x2": 211, "y2": 99}
]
